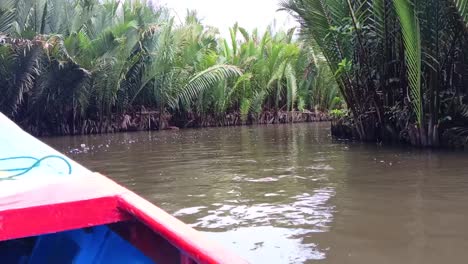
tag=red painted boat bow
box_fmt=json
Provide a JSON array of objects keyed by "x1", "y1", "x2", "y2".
[{"x1": 0, "y1": 173, "x2": 247, "y2": 263}]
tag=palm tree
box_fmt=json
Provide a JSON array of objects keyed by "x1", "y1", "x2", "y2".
[
  {"x1": 281, "y1": 0, "x2": 468, "y2": 147},
  {"x1": 0, "y1": 0, "x2": 340, "y2": 135}
]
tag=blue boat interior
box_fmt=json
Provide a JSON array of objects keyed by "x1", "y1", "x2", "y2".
[{"x1": 0, "y1": 223, "x2": 156, "y2": 264}]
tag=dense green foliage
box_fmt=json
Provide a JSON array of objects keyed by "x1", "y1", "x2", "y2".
[
  {"x1": 0, "y1": 0, "x2": 339, "y2": 135},
  {"x1": 282, "y1": 0, "x2": 468, "y2": 147}
]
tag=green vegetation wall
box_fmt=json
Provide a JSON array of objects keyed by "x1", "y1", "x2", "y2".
[
  {"x1": 282, "y1": 0, "x2": 468, "y2": 148},
  {"x1": 0, "y1": 0, "x2": 340, "y2": 135}
]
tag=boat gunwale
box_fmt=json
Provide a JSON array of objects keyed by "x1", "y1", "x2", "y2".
[{"x1": 0, "y1": 173, "x2": 247, "y2": 264}]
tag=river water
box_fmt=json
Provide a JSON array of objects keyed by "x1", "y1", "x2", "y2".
[{"x1": 44, "y1": 123, "x2": 468, "y2": 264}]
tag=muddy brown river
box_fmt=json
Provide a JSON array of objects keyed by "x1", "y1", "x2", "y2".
[{"x1": 44, "y1": 122, "x2": 468, "y2": 264}]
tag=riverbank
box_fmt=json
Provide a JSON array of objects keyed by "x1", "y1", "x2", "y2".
[
  {"x1": 19, "y1": 110, "x2": 331, "y2": 136},
  {"x1": 331, "y1": 117, "x2": 468, "y2": 150}
]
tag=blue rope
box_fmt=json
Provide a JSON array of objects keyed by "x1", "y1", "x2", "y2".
[{"x1": 0, "y1": 155, "x2": 72, "y2": 179}]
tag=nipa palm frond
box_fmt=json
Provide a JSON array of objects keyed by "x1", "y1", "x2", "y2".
[
  {"x1": 394, "y1": 0, "x2": 423, "y2": 124},
  {"x1": 178, "y1": 64, "x2": 242, "y2": 106}
]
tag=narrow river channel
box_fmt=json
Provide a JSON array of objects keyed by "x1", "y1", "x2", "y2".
[{"x1": 44, "y1": 122, "x2": 468, "y2": 264}]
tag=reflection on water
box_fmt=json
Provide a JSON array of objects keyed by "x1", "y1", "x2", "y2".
[
  {"x1": 204, "y1": 227, "x2": 325, "y2": 263},
  {"x1": 173, "y1": 187, "x2": 335, "y2": 230},
  {"x1": 44, "y1": 123, "x2": 468, "y2": 264}
]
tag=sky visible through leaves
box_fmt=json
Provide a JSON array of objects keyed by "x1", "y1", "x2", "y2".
[{"x1": 155, "y1": 0, "x2": 297, "y2": 37}]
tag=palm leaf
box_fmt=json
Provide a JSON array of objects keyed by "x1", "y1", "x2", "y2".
[
  {"x1": 285, "y1": 63, "x2": 297, "y2": 111},
  {"x1": 240, "y1": 97, "x2": 251, "y2": 122},
  {"x1": 0, "y1": 0, "x2": 16, "y2": 33},
  {"x1": 394, "y1": 0, "x2": 423, "y2": 124},
  {"x1": 279, "y1": 0, "x2": 351, "y2": 107},
  {"x1": 250, "y1": 90, "x2": 267, "y2": 115},
  {"x1": 177, "y1": 64, "x2": 242, "y2": 107},
  {"x1": 453, "y1": 0, "x2": 468, "y2": 26},
  {"x1": 238, "y1": 26, "x2": 250, "y2": 42}
]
